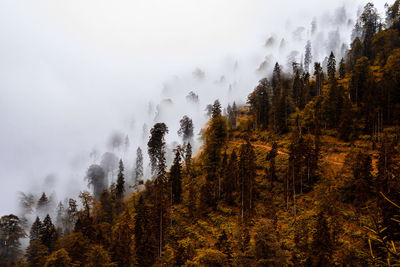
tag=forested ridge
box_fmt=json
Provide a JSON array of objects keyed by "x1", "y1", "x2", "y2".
[{"x1": 2, "y1": 1, "x2": 400, "y2": 266}]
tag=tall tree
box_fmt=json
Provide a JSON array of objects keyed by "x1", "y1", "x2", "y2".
[
  {"x1": 134, "y1": 147, "x2": 143, "y2": 187},
  {"x1": 0, "y1": 215, "x2": 25, "y2": 266},
  {"x1": 41, "y1": 214, "x2": 57, "y2": 252},
  {"x1": 247, "y1": 78, "x2": 271, "y2": 129},
  {"x1": 170, "y1": 149, "x2": 182, "y2": 205},
  {"x1": 304, "y1": 40, "x2": 312, "y2": 73},
  {"x1": 116, "y1": 159, "x2": 125, "y2": 200},
  {"x1": 85, "y1": 164, "x2": 106, "y2": 199},
  {"x1": 238, "y1": 141, "x2": 256, "y2": 221},
  {"x1": 178, "y1": 116, "x2": 194, "y2": 143},
  {"x1": 134, "y1": 196, "x2": 156, "y2": 266}
]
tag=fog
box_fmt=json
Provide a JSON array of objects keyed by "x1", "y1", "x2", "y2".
[{"x1": 0, "y1": 0, "x2": 389, "y2": 217}]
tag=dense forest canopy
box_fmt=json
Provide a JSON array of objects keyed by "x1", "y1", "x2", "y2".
[{"x1": 2, "y1": 1, "x2": 400, "y2": 266}]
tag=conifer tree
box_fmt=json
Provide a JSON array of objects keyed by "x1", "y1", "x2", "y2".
[
  {"x1": 339, "y1": 58, "x2": 346, "y2": 79},
  {"x1": 134, "y1": 147, "x2": 143, "y2": 187},
  {"x1": 41, "y1": 214, "x2": 57, "y2": 252},
  {"x1": 134, "y1": 196, "x2": 156, "y2": 266},
  {"x1": 247, "y1": 78, "x2": 271, "y2": 129},
  {"x1": 116, "y1": 159, "x2": 125, "y2": 200},
  {"x1": 29, "y1": 217, "x2": 42, "y2": 242},
  {"x1": 238, "y1": 141, "x2": 256, "y2": 221},
  {"x1": 178, "y1": 115, "x2": 194, "y2": 143},
  {"x1": 170, "y1": 149, "x2": 182, "y2": 205},
  {"x1": 304, "y1": 40, "x2": 312, "y2": 73}
]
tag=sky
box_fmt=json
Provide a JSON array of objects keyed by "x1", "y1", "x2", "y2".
[{"x1": 0, "y1": 0, "x2": 390, "y2": 216}]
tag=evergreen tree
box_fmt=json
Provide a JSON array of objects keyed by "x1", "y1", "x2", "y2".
[
  {"x1": 201, "y1": 100, "x2": 228, "y2": 209},
  {"x1": 0, "y1": 215, "x2": 25, "y2": 266},
  {"x1": 116, "y1": 159, "x2": 125, "y2": 200},
  {"x1": 41, "y1": 214, "x2": 57, "y2": 252},
  {"x1": 238, "y1": 141, "x2": 256, "y2": 221},
  {"x1": 37, "y1": 193, "x2": 49, "y2": 214},
  {"x1": 134, "y1": 196, "x2": 156, "y2": 266},
  {"x1": 327, "y1": 51, "x2": 336, "y2": 82},
  {"x1": 313, "y1": 62, "x2": 324, "y2": 96},
  {"x1": 85, "y1": 164, "x2": 106, "y2": 199},
  {"x1": 247, "y1": 78, "x2": 271, "y2": 129},
  {"x1": 134, "y1": 147, "x2": 143, "y2": 187},
  {"x1": 223, "y1": 150, "x2": 238, "y2": 205},
  {"x1": 304, "y1": 40, "x2": 312, "y2": 73},
  {"x1": 148, "y1": 123, "x2": 169, "y2": 180},
  {"x1": 29, "y1": 217, "x2": 42, "y2": 242},
  {"x1": 178, "y1": 115, "x2": 194, "y2": 143},
  {"x1": 170, "y1": 149, "x2": 182, "y2": 205}
]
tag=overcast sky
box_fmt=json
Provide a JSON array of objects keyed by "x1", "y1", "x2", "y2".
[{"x1": 0, "y1": 0, "x2": 389, "y2": 216}]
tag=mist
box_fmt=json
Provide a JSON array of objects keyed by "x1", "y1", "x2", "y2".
[{"x1": 0, "y1": 0, "x2": 389, "y2": 218}]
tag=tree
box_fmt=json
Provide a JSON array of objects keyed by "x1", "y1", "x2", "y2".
[
  {"x1": 212, "y1": 100, "x2": 222, "y2": 118},
  {"x1": 238, "y1": 141, "x2": 256, "y2": 220},
  {"x1": 41, "y1": 214, "x2": 57, "y2": 252},
  {"x1": 116, "y1": 159, "x2": 125, "y2": 199},
  {"x1": 134, "y1": 147, "x2": 143, "y2": 187},
  {"x1": 201, "y1": 100, "x2": 228, "y2": 209},
  {"x1": 44, "y1": 249, "x2": 72, "y2": 267},
  {"x1": 134, "y1": 196, "x2": 156, "y2": 266},
  {"x1": 170, "y1": 149, "x2": 182, "y2": 205},
  {"x1": 247, "y1": 78, "x2": 270, "y2": 129},
  {"x1": 85, "y1": 164, "x2": 106, "y2": 199},
  {"x1": 314, "y1": 62, "x2": 324, "y2": 96},
  {"x1": 55, "y1": 232, "x2": 90, "y2": 265},
  {"x1": 304, "y1": 40, "x2": 312, "y2": 73},
  {"x1": 30, "y1": 217, "x2": 42, "y2": 242},
  {"x1": 327, "y1": 51, "x2": 336, "y2": 82},
  {"x1": 223, "y1": 150, "x2": 239, "y2": 204},
  {"x1": 178, "y1": 116, "x2": 194, "y2": 143},
  {"x1": 0, "y1": 215, "x2": 25, "y2": 266},
  {"x1": 37, "y1": 193, "x2": 49, "y2": 215},
  {"x1": 148, "y1": 123, "x2": 169, "y2": 179},
  {"x1": 359, "y1": 2, "x2": 380, "y2": 58}
]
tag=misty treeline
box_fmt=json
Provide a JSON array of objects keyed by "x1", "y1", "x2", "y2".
[{"x1": 1, "y1": 1, "x2": 400, "y2": 266}]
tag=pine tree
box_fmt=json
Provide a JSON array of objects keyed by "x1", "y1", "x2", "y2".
[
  {"x1": 26, "y1": 239, "x2": 48, "y2": 267},
  {"x1": 314, "y1": 62, "x2": 324, "y2": 96},
  {"x1": 327, "y1": 51, "x2": 336, "y2": 82},
  {"x1": 134, "y1": 147, "x2": 143, "y2": 187},
  {"x1": 29, "y1": 217, "x2": 42, "y2": 242},
  {"x1": 116, "y1": 159, "x2": 125, "y2": 200},
  {"x1": 247, "y1": 78, "x2": 271, "y2": 129},
  {"x1": 41, "y1": 214, "x2": 57, "y2": 252},
  {"x1": 170, "y1": 149, "x2": 182, "y2": 205},
  {"x1": 0, "y1": 215, "x2": 25, "y2": 266},
  {"x1": 178, "y1": 116, "x2": 194, "y2": 143},
  {"x1": 37, "y1": 193, "x2": 49, "y2": 214},
  {"x1": 304, "y1": 40, "x2": 312, "y2": 73},
  {"x1": 85, "y1": 164, "x2": 106, "y2": 199},
  {"x1": 134, "y1": 196, "x2": 156, "y2": 266},
  {"x1": 223, "y1": 150, "x2": 238, "y2": 205},
  {"x1": 238, "y1": 141, "x2": 256, "y2": 221}
]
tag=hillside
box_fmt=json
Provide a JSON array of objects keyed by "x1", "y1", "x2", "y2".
[{"x1": 1, "y1": 1, "x2": 400, "y2": 267}]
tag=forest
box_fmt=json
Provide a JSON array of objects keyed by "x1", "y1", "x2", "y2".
[{"x1": 1, "y1": 1, "x2": 400, "y2": 266}]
